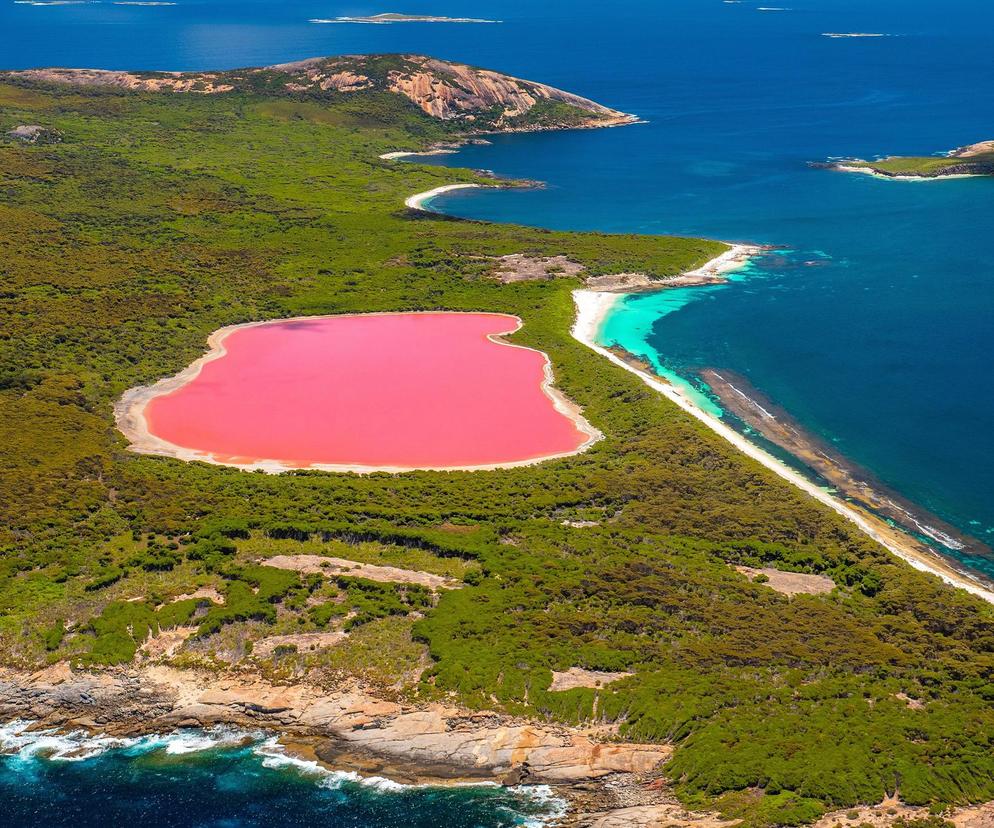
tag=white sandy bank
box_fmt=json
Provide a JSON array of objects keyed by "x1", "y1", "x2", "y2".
[{"x1": 571, "y1": 278, "x2": 994, "y2": 605}]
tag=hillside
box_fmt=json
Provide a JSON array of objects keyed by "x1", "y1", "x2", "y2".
[{"x1": 5, "y1": 54, "x2": 636, "y2": 132}]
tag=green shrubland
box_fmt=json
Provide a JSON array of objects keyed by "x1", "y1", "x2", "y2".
[{"x1": 1, "y1": 73, "x2": 993, "y2": 825}]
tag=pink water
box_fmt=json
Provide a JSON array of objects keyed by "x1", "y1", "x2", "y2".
[{"x1": 144, "y1": 313, "x2": 592, "y2": 469}]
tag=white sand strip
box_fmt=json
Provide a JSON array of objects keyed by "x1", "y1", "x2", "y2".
[
  {"x1": 833, "y1": 164, "x2": 980, "y2": 181},
  {"x1": 379, "y1": 149, "x2": 459, "y2": 160},
  {"x1": 404, "y1": 183, "x2": 484, "y2": 211},
  {"x1": 682, "y1": 244, "x2": 763, "y2": 279},
  {"x1": 571, "y1": 284, "x2": 994, "y2": 605}
]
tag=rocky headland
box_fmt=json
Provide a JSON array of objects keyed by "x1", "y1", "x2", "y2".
[
  {"x1": 4, "y1": 54, "x2": 637, "y2": 134},
  {"x1": 822, "y1": 139, "x2": 994, "y2": 178}
]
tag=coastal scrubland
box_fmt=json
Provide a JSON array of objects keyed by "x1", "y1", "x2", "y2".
[
  {"x1": 836, "y1": 140, "x2": 994, "y2": 178},
  {"x1": 2, "y1": 66, "x2": 994, "y2": 825}
]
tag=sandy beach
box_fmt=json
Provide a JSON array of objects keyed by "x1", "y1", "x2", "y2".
[
  {"x1": 115, "y1": 312, "x2": 601, "y2": 475},
  {"x1": 676, "y1": 243, "x2": 765, "y2": 281},
  {"x1": 379, "y1": 148, "x2": 459, "y2": 161},
  {"x1": 571, "y1": 271, "x2": 994, "y2": 605},
  {"x1": 404, "y1": 183, "x2": 486, "y2": 211}
]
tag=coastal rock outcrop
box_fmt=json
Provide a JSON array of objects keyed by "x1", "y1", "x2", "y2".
[
  {"x1": 0, "y1": 665, "x2": 669, "y2": 784},
  {"x1": 822, "y1": 138, "x2": 994, "y2": 178},
  {"x1": 5, "y1": 124, "x2": 61, "y2": 144},
  {"x1": 5, "y1": 55, "x2": 635, "y2": 133}
]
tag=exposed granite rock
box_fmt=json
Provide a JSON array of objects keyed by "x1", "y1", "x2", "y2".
[
  {"x1": 7, "y1": 69, "x2": 235, "y2": 94},
  {"x1": 0, "y1": 665, "x2": 669, "y2": 783},
  {"x1": 5, "y1": 55, "x2": 636, "y2": 133},
  {"x1": 812, "y1": 799, "x2": 994, "y2": 828},
  {"x1": 5, "y1": 124, "x2": 61, "y2": 144},
  {"x1": 493, "y1": 254, "x2": 586, "y2": 283},
  {"x1": 580, "y1": 804, "x2": 737, "y2": 828}
]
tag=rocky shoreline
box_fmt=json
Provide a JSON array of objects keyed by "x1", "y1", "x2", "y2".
[
  {"x1": 0, "y1": 663, "x2": 699, "y2": 825},
  {"x1": 4, "y1": 663, "x2": 994, "y2": 828},
  {"x1": 817, "y1": 139, "x2": 994, "y2": 179}
]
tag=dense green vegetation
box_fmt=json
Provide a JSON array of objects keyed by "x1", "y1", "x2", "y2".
[
  {"x1": 2, "y1": 70, "x2": 994, "y2": 825},
  {"x1": 847, "y1": 152, "x2": 994, "y2": 177}
]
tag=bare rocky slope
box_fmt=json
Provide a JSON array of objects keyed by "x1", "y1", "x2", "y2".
[{"x1": 4, "y1": 54, "x2": 636, "y2": 132}]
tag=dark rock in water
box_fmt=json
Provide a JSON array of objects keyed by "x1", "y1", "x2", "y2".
[{"x1": 6, "y1": 124, "x2": 62, "y2": 144}]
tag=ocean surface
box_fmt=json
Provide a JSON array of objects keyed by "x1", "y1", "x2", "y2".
[
  {"x1": 3, "y1": 0, "x2": 994, "y2": 816},
  {"x1": 0, "y1": 722, "x2": 561, "y2": 827}
]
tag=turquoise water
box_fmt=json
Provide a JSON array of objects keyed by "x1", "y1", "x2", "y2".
[
  {"x1": 409, "y1": 2, "x2": 994, "y2": 580},
  {"x1": 0, "y1": 723, "x2": 561, "y2": 827}
]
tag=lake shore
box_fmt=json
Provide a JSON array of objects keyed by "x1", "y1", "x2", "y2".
[
  {"x1": 572, "y1": 258, "x2": 994, "y2": 605},
  {"x1": 114, "y1": 312, "x2": 601, "y2": 475}
]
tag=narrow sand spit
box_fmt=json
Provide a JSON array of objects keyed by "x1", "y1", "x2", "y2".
[
  {"x1": 571, "y1": 256, "x2": 994, "y2": 606},
  {"x1": 115, "y1": 312, "x2": 601, "y2": 474}
]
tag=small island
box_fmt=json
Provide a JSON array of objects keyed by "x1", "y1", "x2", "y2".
[
  {"x1": 313, "y1": 13, "x2": 500, "y2": 24},
  {"x1": 826, "y1": 139, "x2": 994, "y2": 179}
]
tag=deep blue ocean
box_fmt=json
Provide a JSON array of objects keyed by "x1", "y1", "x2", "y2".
[{"x1": 2, "y1": 0, "x2": 994, "y2": 819}]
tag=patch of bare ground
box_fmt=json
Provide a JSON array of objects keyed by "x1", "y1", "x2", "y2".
[
  {"x1": 813, "y1": 798, "x2": 994, "y2": 828},
  {"x1": 954, "y1": 140, "x2": 994, "y2": 158},
  {"x1": 894, "y1": 691, "x2": 925, "y2": 710},
  {"x1": 252, "y1": 631, "x2": 349, "y2": 658},
  {"x1": 139, "y1": 626, "x2": 198, "y2": 661},
  {"x1": 584, "y1": 272, "x2": 660, "y2": 291},
  {"x1": 550, "y1": 668, "x2": 634, "y2": 691},
  {"x1": 735, "y1": 566, "x2": 836, "y2": 597},
  {"x1": 262, "y1": 554, "x2": 460, "y2": 590},
  {"x1": 493, "y1": 253, "x2": 586, "y2": 283},
  {"x1": 562, "y1": 520, "x2": 600, "y2": 528},
  {"x1": 171, "y1": 586, "x2": 225, "y2": 605},
  {"x1": 579, "y1": 803, "x2": 738, "y2": 828}
]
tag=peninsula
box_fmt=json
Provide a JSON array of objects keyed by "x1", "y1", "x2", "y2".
[
  {"x1": 4, "y1": 54, "x2": 994, "y2": 828},
  {"x1": 826, "y1": 139, "x2": 994, "y2": 178}
]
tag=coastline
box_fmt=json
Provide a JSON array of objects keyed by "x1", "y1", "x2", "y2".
[
  {"x1": 582, "y1": 244, "x2": 765, "y2": 293},
  {"x1": 571, "y1": 269, "x2": 994, "y2": 605},
  {"x1": 114, "y1": 311, "x2": 602, "y2": 475},
  {"x1": 404, "y1": 182, "x2": 486, "y2": 211},
  {"x1": 397, "y1": 170, "x2": 994, "y2": 603},
  {"x1": 830, "y1": 163, "x2": 982, "y2": 181},
  {"x1": 700, "y1": 368, "x2": 987, "y2": 557},
  {"x1": 0, "y1": 663, "x2": 675, "y2": 823}
]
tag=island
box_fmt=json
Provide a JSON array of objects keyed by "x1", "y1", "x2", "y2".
[
  {"x1": 825, "y1": 139, "x2": 994, "y2": 178},
  {"x1": 313, "y1": 13, "x2": 501, "y2": 24},
  {"x1": 3, "y1": 54, "x2": 994, "y2": 828}
]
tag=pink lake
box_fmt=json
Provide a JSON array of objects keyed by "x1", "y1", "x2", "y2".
[{"x1": 140, "y1": 313, "x2": 597, "y2": 471}]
